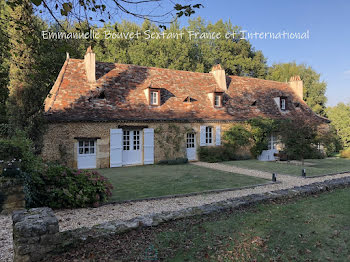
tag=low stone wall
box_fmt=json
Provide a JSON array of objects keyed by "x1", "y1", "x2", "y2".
[
  {"x1": 0, "y1": 177, "x2": 25, "y2": 215},
  {"x1": 12, "y1": 176, "x2": 350, "y2": 262}
]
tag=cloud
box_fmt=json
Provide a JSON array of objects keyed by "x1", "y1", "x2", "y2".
[{"x1": 344, "y1": 70, "x2": 350, "y2": 75}]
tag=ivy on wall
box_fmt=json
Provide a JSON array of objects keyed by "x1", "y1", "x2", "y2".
[
  {"x1": 222, "y1": 118, "x2": 280, "y2": 158},
  {"x1": 154, "y1": 124, "x2": 192, "y2": 161}
]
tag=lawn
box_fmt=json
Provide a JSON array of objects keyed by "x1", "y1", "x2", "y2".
[
  {"x1": 223, "y1": 158, "x2": 350, "y2": 177},
  {"x1": 51, "y1": 187, "x2": 350, "y2": 261},
  {"x1": 98, "y1": 164, "x2": 267, "y2": 202}
]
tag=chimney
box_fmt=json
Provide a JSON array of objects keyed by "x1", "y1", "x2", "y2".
[
  {"x1": 210, "y1": 64, "x2": 227, "y2": 91},
  {"x1": 84, "y1": 46, "x2": 96, "y2": 83},
  {"x1": 288, "y1": 75, "x2": 303, "y2": 100}
]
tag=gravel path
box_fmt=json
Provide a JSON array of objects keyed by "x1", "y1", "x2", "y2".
[{"x1": 1, "y1": 162, "x2": 350, "y2": 261}]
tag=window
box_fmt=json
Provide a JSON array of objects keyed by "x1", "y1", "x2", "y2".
[
  {"x1": 78, "y1": 140, "x2": 95, "y2": 154},
  {"x1": 187, "y1": 133, "x2": 195, "y2": 148},
  {"x1": 268, "y1": 135, "x2": 278, "y2": 150},
  {"x1": 123, "y1": 130, "x2": 130, "y2": 150},
  {"x1": 133, "y1": 130, "x2": 140, "y2": 150},
  {"x1": 214, "y1": 94, "x2": 222, "y2": 107},
  {"x1": 205, "y1": 126, "x2": 213, "y2": 144},
  {"x1": 280, "y1": 97, "x2": 286, "y2": 110},
  {"x1": 150, "y1": 89, "x2": 160, "y2": 105}
]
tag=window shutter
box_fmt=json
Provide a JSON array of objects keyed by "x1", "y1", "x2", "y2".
[
  {"x1": 144, "y1": 128, "x2": 154, "y2": 164},
  {"x1": 110, "y1": 129, "x2": 123, "y2": 167},
  {"x1": 200, "y1": 126, "x2": 206, "y2": 146},
  {"x1": 216, "y1": 126, "x2": 221, "y2": 145}
]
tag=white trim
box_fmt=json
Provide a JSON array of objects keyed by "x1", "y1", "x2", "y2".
[
  {"x1": 143, "y1": 128, "x2": 154, "y2": 164},
  {"x1": 216, "y1": 126, "x2": 221, "y2": 145}
]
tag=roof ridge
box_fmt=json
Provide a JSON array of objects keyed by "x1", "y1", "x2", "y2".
[{"x1": 69, "y1": 58, "x2": 287, "y2": 85}]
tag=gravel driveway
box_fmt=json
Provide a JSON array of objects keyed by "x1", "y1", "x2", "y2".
[{"x1": 1, "y1": 162, "x2": 350, "y2": 262}]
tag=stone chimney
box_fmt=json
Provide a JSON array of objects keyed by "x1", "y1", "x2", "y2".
[
  {"x1": 210, "y1": 64, "x2": 227, "y2": 91},
  {"x1": 288, "y1": 75, "x2": 303, "y2": 100},
  {"x1": 84, "y1": 46, "x2": 96, "y2": 83}
]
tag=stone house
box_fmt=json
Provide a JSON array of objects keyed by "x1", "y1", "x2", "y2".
[{"x1": 42, "y1": 47, "x2": 327, "y2": 169}]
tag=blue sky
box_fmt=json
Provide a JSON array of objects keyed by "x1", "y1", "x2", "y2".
[
  {"x1": 41, "y1": 0, "x2": 350, "y2": 106},
  {"x1": 185, "y1": 0, "x2": 350, "y2": 106}
]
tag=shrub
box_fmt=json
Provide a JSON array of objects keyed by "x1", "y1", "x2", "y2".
[
  {"x1": 24, "y1": 164, "x2": 113, "y2": 209},
  {"x1": 340, "y1": 148, "x2": 350, "y2": 159},
  {"x1": 198, "y1": 145, "x2": 245, "y2": 162},
  {"x1": 248, "y1": 118, "x2": 280, "y2": 158},
  {"x1": 158, "y1": 157, "x2": 188, "y2": 165},
  {"x1": 223, "y1": 124, "x2": 251, "y2": 149},
  {"x1": 0, "y1": 130, "x2": 43, "y2": 174}
]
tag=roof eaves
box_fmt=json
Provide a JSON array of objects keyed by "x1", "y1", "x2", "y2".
[{"x1": 44, "y1": 58, "x2": 70, "y2": 112}]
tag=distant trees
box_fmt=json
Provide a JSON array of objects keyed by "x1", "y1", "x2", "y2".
[
  {"x1": 267, "y1": 62, "x2": 327, "y2": 116},
  {"x1": 93, "y1": 18, "x2": 268, "y2": 77},
  {"x1": 327, "y1": 103, "x2": 350, "y2": 149}
]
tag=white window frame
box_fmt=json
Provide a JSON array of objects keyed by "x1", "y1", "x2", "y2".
[
  {"x1": 280, "y1": 98, "x2": 286, "y2": 110},
  {"x1": 214, "y1": 94, "x2": 222, "y2": 107},
  {"x1": 268, "y1": 135, "x2": 278, "y2": 150},
  {"x1": 133, "y1": 130, "x2": 140, "y2": 150},
  {"x1": 150, "y1": 91, "x2": 158, "y2": 105},
  {"x1": 78, "y1": 140, "x2": 96, "y2": 155},
  {"x1": 186, "y1": 133, "x2": 195, "y2": 148},
  {"x1": 123, "y1": 130, "x2": 130, "y2": 151},
  {"x1": 205, "y1": 126, "x2": 213, "y2": 145}
]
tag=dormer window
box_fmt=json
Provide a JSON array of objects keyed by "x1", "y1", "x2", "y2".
[
  {"x1": 149, "y1": 89, "x2": 160, "y2": 106},
  {"x1": 214, "y1": 93, "x2": 223, "y2": 107},
  {"x1": 280, "y1": 97, "x2": 287, "y2": 111}
]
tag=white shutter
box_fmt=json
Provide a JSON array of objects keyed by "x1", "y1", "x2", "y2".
[
  {"x1": 110, "y1": 129, "x2": 123, "y2": 167},
  {"x1": 216, "y1": 126, "x2": 221, "y2": 145},
  {"x1": 200, "y1": 126, "x2": 206, "y2": 146},
  {"x1": 144, "y1": 128, "x2": 154, "y2": 165}
]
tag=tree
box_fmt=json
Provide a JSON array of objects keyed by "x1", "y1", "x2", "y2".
[
  {"x1": 327, "y1": 103, "x2": 350, "y2": 149},
  {"x1": 6, "y1": 0, "x2": 202, "y2": 29},
  {"x1": 267, "y1": 62, "x2": 327, "y2": 116},
  {"x1": 0, "y1": 0, "x2": 10, "y2": 128},
  {"x1": 279, "y1": 117, "x2": 319, "y2": 165},
  {"x1": 93, "y1": 18, "x2": 268, "y2": 76},
  {"x1": 223, "y1": 124, "x2": 252, "y2": 149}
]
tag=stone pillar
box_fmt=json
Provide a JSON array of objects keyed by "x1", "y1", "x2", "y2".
[
  {"x1": 12, "y1": 207, "x2": 59, "y2": 262},
  {"x1": 0, "y1": 177, "x2": 25, "y2": 215}
]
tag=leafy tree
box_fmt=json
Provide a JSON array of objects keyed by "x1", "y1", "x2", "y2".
[
  {"x1": 0, "y1": 0, "x2": 10, "y2": 128},
  {"x1": 267, "y1": 62, "x2": 327, "y2": 116},
  {"x1": 93, "y1": 18, "x2": 268, "y2": 76},
  {"x1": 327, "y1": 103, "x2": 350, "y2": 149},
  {"x1": 8, "y1": 0, "x2": 202, "y2": 28},
  {"x1": 223, "y1": 124, "x2": 251, "y2": 149},
  {"x1": 279, "y1": 117, "x2": 319, "y2": 165},
  {"x1": 248, "y1": 117, "x2": 279, "y2": 158}
]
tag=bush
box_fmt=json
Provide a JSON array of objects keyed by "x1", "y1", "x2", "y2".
[
  {"x1": 24, "y1": 164, "x2": 113, "y2": 208},
  {"x1": 158, "y1": 157, "x2": 188, "y2": 165},
  {"x1": 340, "y1": 148, "x2": 350, "y2": 159},
  {"x1": 198, "y1": 145, "x2": 247, "y2": 162},
  {"x1": 223, "y1": 124, "x2": 251, "y2": 149}
]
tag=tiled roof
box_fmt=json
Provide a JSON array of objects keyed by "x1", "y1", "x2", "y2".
[{"x1": 44, "y1": 58, "x2": 328, "y2": 123}]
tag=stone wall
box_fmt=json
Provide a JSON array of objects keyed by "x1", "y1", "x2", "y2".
[
  {"x1": 0, "y1": 177, "x2": 25, "y2": 215},
  {"x1": 12, "y1": 176, "x2": 350, "y2": 262},
  {"x1": 41, "y1": 121, "x2": 237, "y2": 169}
]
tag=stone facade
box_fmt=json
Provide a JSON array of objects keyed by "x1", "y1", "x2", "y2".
[
  {"x1": 42, "y1": 121, "x2": 242, "y2": 169},
  {"x1": 0, "y1": 177, "x2": 25, "y2": 215}
]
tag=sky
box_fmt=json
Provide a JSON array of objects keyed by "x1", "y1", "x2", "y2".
[
  {"x1": 184, "y1": 0, "x2": 350, "y2": 107},
  {"x1": 41, "y1": 0, "x2": 350, "y2": 106}
]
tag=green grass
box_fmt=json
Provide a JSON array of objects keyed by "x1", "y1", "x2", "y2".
[
  {"x1": 52, "y1": 187, "x2": 350, "y2": 261},
  {"x1": 148, "y1": 187, "x2": 350, "y2": 261},
  {"x1": 98, "y1": 164, "x2": 267, "y2": 202},
  {"x1": 223, "y1": 158, "x2": 350, "y2": 177}
]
